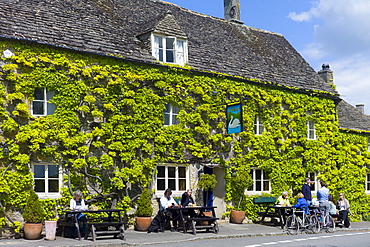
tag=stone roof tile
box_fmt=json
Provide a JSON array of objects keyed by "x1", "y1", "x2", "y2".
[{"x1": 0, "y1": 0, "x2": 337, "y2": 94}]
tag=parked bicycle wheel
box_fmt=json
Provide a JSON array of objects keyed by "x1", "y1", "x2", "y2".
[
  {"x1": 285, "y1": 215, "x2": 299, "y2": 235},
  {"x1": 309, "y1": 215, "x2": 320, "y2": 234},
  {"x1": 302, "y1": 214, "x2": 311, "y2": 233},
  {"x1": 324, "y1": 215, "x2": 335, "y2": 233}
]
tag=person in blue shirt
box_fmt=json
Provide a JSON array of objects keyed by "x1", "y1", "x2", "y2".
[
  {"x1": 292, "y1": 193, "x2": 309, "y2": 215},
  {"x1": 317, "y1": 181, "x2": 330, "y2": 218}
]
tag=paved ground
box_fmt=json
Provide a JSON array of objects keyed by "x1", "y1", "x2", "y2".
[{"x1": 1, "y1": 220, "x2": 370, "y2": 247}]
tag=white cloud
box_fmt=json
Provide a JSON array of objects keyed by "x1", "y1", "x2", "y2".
[{"x1": 291, "y1": 0, "x2": 370, "y2": 114}]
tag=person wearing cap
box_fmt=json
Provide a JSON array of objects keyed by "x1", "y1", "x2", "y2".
[
  {"x1": 276, "y1": 191, "x2": 291, "y2": 206},
  {"x1": 302, "y1": 177, "x2": 312, "y2": 206}
]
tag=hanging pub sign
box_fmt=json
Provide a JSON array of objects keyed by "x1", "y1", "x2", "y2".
[{"x1": 226, "y1": 103, "x2": 242, "y2": 134}]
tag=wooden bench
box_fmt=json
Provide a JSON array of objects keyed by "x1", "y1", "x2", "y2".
[
  {"x1": 85, "y1": 222, "x2": 125, "y2": 242},
  {"x1": 253, "y1": 197, "x2": 277, "y2": 217},
  {"x1": 58, "y1": 219, "x2": 78, "y2": 238},
  {"x1": 185, "y1": 216, "x2": 219, "y2": 235}
]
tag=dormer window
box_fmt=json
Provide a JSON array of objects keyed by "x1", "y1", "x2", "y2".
[{"x1": 152, "y1": 34, "x2": 187, "y2": 66}]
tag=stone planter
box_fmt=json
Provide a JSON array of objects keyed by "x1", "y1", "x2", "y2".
[
  {"x1": 23, "y1": 223, "x2": 43, "y2": 240},
  {"x1": 230, "y1": 210, "x2": 245, "y2": 224},
  {"x1": 135, "y1": 217, "x2": 152, "y2": 231}
]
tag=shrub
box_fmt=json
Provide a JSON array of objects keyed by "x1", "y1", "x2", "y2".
[
  {"x1": 22, "y1": 190, "x2": 46, "y2": 223},
  {"x1": 135, "y1": 189, "x2": 153, "y2": 217}
]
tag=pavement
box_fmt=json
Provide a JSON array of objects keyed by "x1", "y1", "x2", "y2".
[{"x1": 1, "y1": 220, "x2": 370, "y2": 247}]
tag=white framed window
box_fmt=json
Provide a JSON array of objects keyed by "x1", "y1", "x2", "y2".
[
  {"x1": 32, "y1": 163, "x2": 62, "y2": 199},
  {"x1": 366, "y1": 173, "x2": 370, "y2": 193},
  {"x1": 254, "y1": 116, "x2": 264, "y2": 135},
  {"x1": 152, "y1": 34, "x2": 187, "y2": 66},
  {"x1": 306, "y1": 172, "x2": 318, "y2": 194},
  {"x1": 247, "y1": 168, "x2": 270, "y2": 194},
  {"x1": 307, "y1": 120, "x2": 316, "y2": 140},
  {"x1": 155, "y1": 164, "x2": 188, "y2": 196},
  {"x1": 31, "y1": 87, "x2": 55, "y2": 116},
  {"x1": 164, "y1": 103, "x2": 180, "y2": 126}
]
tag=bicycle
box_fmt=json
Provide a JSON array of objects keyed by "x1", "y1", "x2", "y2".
[
  {"x1": 285, "y1": 208, "x2": 311, "y2": 235},
  {"x1": 310, "y1": 207, "x2": 335, "y2": 233}
]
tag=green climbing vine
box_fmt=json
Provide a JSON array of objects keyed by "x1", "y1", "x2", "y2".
[{"x1": 0, "y1": 38, "x2": 369, "y2": 231}]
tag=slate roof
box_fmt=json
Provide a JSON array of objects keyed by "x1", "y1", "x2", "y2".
[
  {"x1": 337, "y1": 100, "x2": 370, "y2": 132},
  {"x1": 0, "y1": 0, "x2": 338, "y2": 95}
]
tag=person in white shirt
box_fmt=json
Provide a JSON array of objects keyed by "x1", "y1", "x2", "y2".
[
  {"x1": 70, "y1": 190, "x2": 88, "y2": 235},
  {"x1": 160, "y1": 188, "x2": 180, "y2": 231}
]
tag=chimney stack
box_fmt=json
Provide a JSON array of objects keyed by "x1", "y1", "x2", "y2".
[
  {"x1": 318, "y1": 63, "x2": 334, "y2": 85},
  {"x1": 356, "y1": 104, "x2": 365, "y2": 114},
  {"x1": 224, "y1": 0, "x2": 243, "y2": 24}
]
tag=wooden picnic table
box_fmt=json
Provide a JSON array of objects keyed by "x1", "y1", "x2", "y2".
[
  {"x1": 60, "y1": 209, "x2": 125, "y2": 241},
  {"x1": 259, "y1": 205, "x2": 293, "y2": 229},
  {"x1": 170, "y1": 206, "x2": 219, "y2": 235}
]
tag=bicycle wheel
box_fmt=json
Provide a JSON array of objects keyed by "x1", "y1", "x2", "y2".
[
  {"x1": 309, "y1": 215, "x2": 320, "y2": 234},
  {"x1": 324, "y1": 215, "x2": 335, "y2": 233},
  {"x1": 303, "y1": 214, "x2": 311, "y2": 233},
  {"x1": 285, "y1": 215, "x2": 299, "y2": 235}
]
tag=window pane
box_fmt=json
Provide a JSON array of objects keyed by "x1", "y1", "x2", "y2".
[
  {"x1": 168, "y1": 167, "x2": 175, "y2": 178},
  {"x1": 173, "y1": 106, "x2": 180, "y2": 114},
  {"x1": 263, "y1": 170, "x2": 269, "y2": 179},
  {"x1": 166, "y1": 50, "x2": 174, "y2": 62},
  {"x1": 255, "y1": 169, "x2": 261, "y2": 180},
  {"x1": 259, "y1": 125, "x2": 264, "y2": 135},
  {"x1": 158, "y1": 49, "x2": 163, "y2": 62},
  {"x1": 172, "y1": 115, "x2": 179, "y2": 125},
  {"x1": 164, "y1": 114, "x2": 170, "y2": 125},
  {"x1": 178, "y1": 167, "x2": 186, "y2": 178},
  {"x1": 166, "y1": 38, "x2": 174, "y2": 49},
  {"x1": 47, "y1": 102, "x2": 56, "y2": 115},
  {"x1": 34, "y1": 87, "x2": 44, "y2": 100},
  {"x1": 35, "y1": 179, "x2": 45, "y2": 192},
  {"x1": 48, "y1": 180, "x2": 59, "y2": 192},
  {"x1": 33, "y1": 101, "x2": 44, "y2": 115},
  {"x1": 367, "y1": 183, "x2": 370, "y2": 191},
  {"x1": 157, "y1": 179, "x2": 165, "y2": 190},
  {"x1": 256, "y1": 181, "x2": 261, "y2": 191},
  {"x1": 157, "y1": 166, "x2": 165, "y2": 177},
  {"x1": 48, "y1": 165, "x2": 59, "y2": 178},
  {"x1": 165, "y1": 104, "x2": 171, "y2": 113},
  {"x1": 263, "y1": 181, "x2": 269, "y2": 191},
  {"x1": 179, "y1": 179, "x2": 186, "y2": 191},
  {"x1": 34, "y1": 165, "x2": 45, "y2": 178},
  {"x1": 168, "y1": 179, "x2": 176, "y2": 190}
]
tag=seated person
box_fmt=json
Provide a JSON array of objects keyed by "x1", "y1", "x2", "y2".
[
  {"x1": 337, "y1": 193, "x2": 351, "y2": 228},
  {"x1": 328, "y1": 194, "x2": 340, "y2": 219},
  {"x1": 181, "y1": 189, "x2": 197, "y2": 218},
  {"x1": 276, "y1": 191, "x2": 291, "y2": 207},
  {"x1": 70, "y1": 190, "x2": 88, "y2": 236},
  {"x1": 160, "y1": 188, "x2": 181, "y2": 231},
  {"x1": 292, "y1": 192, "x2": 309, "y2": 215}
]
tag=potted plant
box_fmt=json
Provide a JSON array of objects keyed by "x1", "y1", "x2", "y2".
[
  {"x1": 197, "y1": 173, "x2": 217, "y2": 207},
  {"x1": 134, "y1": 188, "x2": 153, "y2": 231},
  {"x1": 229, "y1": 168, "x2": 252, "y2": 224},
  {"x1": 22, "y1": 190, "x2": 46, "y2": 239}
]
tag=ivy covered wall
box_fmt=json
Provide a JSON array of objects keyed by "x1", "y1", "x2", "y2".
[{"x1": 0, "y1": 39, "x2": 369, "y2": 231}]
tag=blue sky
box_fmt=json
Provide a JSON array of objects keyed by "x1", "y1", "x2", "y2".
[{"x1": 164, "y1": 0, "x2": 370, "y2": 114}]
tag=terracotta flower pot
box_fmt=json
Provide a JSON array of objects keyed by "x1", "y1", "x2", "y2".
[
  {"x1": 23, "y1": 223, "x2": 43, "y2": 240},
  {"x1": 230, "y1": 210, "x2": 245, "y2": 224},
  {"x1": 135, "y1": 216, "x2": 152, "y2": 231}
]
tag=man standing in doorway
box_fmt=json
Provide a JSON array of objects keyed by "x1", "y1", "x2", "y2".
[{"x1": 302, "y1": 177, "x2": 312, "y2": 206}]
